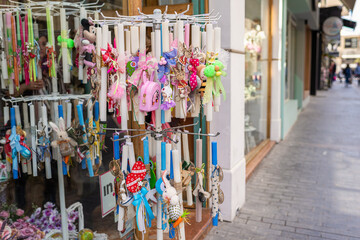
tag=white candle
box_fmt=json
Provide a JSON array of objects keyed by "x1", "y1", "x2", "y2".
[
  {"x1": 162, "y1": 21, "x2": 169, "y2": 52},
  {"x1": 182, "y1": 131, "x2": 193, "y2": 206},
  {"x1": 128, "y1": 142, "x2": 136, "y2": 169},
  {"x1": 166, "y1": 143, "x2": 171, "y2": 173},
  {"x1": 96, "y1": 27, "x2": 101, "y2": 70},
  {"x1": 14, "y1": 105, "x2": 21, "y2": 127},
  {"x1": 125, "y1": 30, "x2": 131, "y2": 53},
  {"x1": 22, "y1": 102, "x2": 29, "y2": 129},
  {"x1": 33, "y1": 21, "x2": 39, "y2": 40},
  {"x1": 172, "y1": 149, "x2": 186, "y2": 240},
  {"x1": 139, "y1": 23, "x2": 146, "y2": 52},
  {"x1": 87, "y1": 99, "x2": 93, "y2": 120},
  {"x1": 4, "y1": 106, "x2": 10, "y2": 172},
  {"x1": 206, "y1": 24, "x2": 213, "y2": 121},
  {"x1": 100, "y1": 25, "x2": 109, "y2": 122},
  {"x1": 130, "y1": 26, "x2": 139, "y2": 55},
  {"x1": 42, "y1": 105, "x2": 52, "y2": 179},
  {"x1": 60, "y1": 8, "x2": 70, "y2": 83},
  {"x1": 66, "y1": 102, "x2": 72, "y2": 128},
  {"x1": 169, "y1": 32, "x2": 173, "y2": 50},
  {"x1": 174, "y1": 22, "x2": 178, "y2": 40},
  {"x1": 108, "y1": 31, "x2": 112, "y2": 46},
  {"x1": 3, "y1": 106, "x2": 9, "y2": 125},
  {"x1": 121, "y1": 144, "x2": 128, "y2": 174},
  {"x1": 177, "y1": 21, "x2": 184, "y2": 44},
  {"x1": 30, "y1": 104, "x2": 37, "y2": 176},
  {"x1": 191, "y1": 25, "x2": 200, "y2": 49},
  {"x1": 74, "y1": 17, "x2": 80, "y2": 31},
  {"x1": 201, "y1": 32, "x2": 206, "y2": 49},
  {"x1": 79, "y1": 7, "x2": 87, "y2": 19}
]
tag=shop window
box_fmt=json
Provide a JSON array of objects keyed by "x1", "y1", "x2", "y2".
[
  {"x1": 244, "y1": 0, "x2": 269, "y2": 155},
  {"x1": 345, "y1": 38, "x2": 358, "y2": 48}
]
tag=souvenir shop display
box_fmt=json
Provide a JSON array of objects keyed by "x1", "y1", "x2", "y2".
[{"x1": 0, "y1": 2, "x2": 227, "y2": 239}]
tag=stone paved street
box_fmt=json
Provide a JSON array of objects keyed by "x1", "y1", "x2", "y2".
[{"x1": 207, "y1": 81, "x2": 360, "y2": 240}]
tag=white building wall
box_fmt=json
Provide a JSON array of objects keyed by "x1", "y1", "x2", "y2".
[{"x1": 209, "y1": 0, "x2": 245, "y2": 222}]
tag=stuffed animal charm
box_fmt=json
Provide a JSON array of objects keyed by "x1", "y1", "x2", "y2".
[
  {"x1": 49, "y1": 118, "x2": 77, "y2": 163},
  {"x1": 161, "y1": 84, "x2": 175, "y2": 111},
  {"x1": 80, "y1": 19, "x2": 96, "y2": 68}
]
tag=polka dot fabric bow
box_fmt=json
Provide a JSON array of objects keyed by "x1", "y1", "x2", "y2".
[{"x1": 126, "y1": 161, "x2": 147, "y2": 193}]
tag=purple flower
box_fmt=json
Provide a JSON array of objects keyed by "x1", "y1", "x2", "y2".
[
  {"x1": 12, "y1": 221, "x2": 23, "y2": 229},
  {"x1": 68, "y1": 223, "x2": 76, "y2": 232},
  {"x1": 42, "y1": 209, "x2": 52, "y2": 217},
  {"x1": 33, "y1": 208, "x2": 41, "y2": 218},
  {"x1": 68, "y1": 211, "x2": 79, "y2": 223},
  {"x1": 44, "y1": 202, "x2": 55, "y2": 209},
  {"x1": 0, "y1": 211, "x2": 9, "y2": 219}
]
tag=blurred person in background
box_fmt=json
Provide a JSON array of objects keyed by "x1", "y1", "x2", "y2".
[
  {"x1": 343, "y1": 64, "x2": 352, "y2": 87},
  {"x1": 354, "y1": 62, "x2": 360, "y2": 86}
]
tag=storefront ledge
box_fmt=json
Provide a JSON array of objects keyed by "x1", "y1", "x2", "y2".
[
  {"x1": 246, "y1": 140, "x2": 276, "y2": 181},
  {"x1": 148, "y1": 208, "x2": 212, "y2": 240}
]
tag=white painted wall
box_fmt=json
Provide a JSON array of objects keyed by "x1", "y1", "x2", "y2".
[{"x1": 209, "y1": 0, "x2": 245, "y2": 222}]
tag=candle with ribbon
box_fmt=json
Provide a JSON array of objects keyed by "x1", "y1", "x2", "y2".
[
  {"x1": 10, "y1": 108, "x2": 18, "y2": 179},
  {"x1": 205, "y1": 24, "x2": 214, "y2": 121},
  {"x1": 172, "y1": 149, "x2": 186, "y2": 239},
  {"x1": 182, "y1": 131, "x2": 193, "y2": 206},
  {"x1": 100, "y1": 25, "x2": 108, "y2": 123},
  {"x1": 3, "y1": 106, "x2": 11, "y2": 172},
  {"x1": 46, "y1": 6, "x2": 57, "y2": 92},
  {"x1": 60, "y1": 8, "x2": 70, "y2": 83},
  {"x1": 11, "y1": 15, "x2": 19, "y2": 91},
  {"x1": 23, "y1": 14, "x2": 30, "y2": 85},
  {"x1": 27, "y1": 8, "x2": 36, "y2": 83},
  {"x1": 77, "y1": 104, "x2": 94, "y2": 177},
  {"x1": 0, "y1": 11, "x2": 8, "y2": 88},
  {"x1": 195, "y1": 138, "x2": 203, "y2": 222},
  {"x1": 16, "y1": 12, "x2": 22, "y2": 84},
  {"x1": 126, "y1": 160, "x2": 155, "y2": 233},
  {"x1": 5, "y1": 13, "x2": 14, "y2": 94},
  {"x1": 211, "y1": 141, "x2": 219, "y2": 226},
  {"x1": 58, "y1": 105, "x2": 68, "y2": 175},
  {"x1": 94, "y1": 101, "x2": 100, "y2": 165}
]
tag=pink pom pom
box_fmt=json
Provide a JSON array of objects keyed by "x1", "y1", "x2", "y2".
[{"x1": 107, "y1": 82, "x2": 124, "y2": 102}]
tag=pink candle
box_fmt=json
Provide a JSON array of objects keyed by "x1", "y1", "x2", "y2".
[{"x1": 184, "y1": 23, "x2": 190, "y2": 47}]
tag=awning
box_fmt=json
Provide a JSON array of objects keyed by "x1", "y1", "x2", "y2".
[
  {"x1": 340, "y1": 0, "x2": 356, "y2": 10},
  {"x1": 342, "y1": 54, "x2": 360, "y2": 59}
]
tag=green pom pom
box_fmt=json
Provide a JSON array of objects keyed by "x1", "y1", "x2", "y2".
[
  {"x1": 67, "y1": 39, "x2": 75, "y2": 48},
  {"x1": 214, "y1": 60, "x2": 224, "y2": 70},
  {"x1": 57, "y1": 35, "x2": 62, "y2": 42},
  {"x1": 204, "y1": 65, "x2": 215, "y2": 78}
]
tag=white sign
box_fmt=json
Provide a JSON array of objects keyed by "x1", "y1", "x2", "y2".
[
  {"x1": 323, "y1": 17, "x2": 343, "y2": 36},
  {"x1": 99, "y1": 171, "x2": 116, "y2": 217}
]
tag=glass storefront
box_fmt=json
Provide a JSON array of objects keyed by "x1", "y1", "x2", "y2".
[{"x1": 244, "y1": 0, "x2": 269, "y2": 155}]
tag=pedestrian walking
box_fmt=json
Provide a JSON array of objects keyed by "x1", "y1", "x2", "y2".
[
  {"x1": 343, "y1": 64, "x2": 352, "y2": 87},
  {"x1": 354, "y1": 63, "x2": 360, "y2": 86}
]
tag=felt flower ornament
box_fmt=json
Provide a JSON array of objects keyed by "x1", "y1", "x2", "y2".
[
  {"x1": 157, "y1": 49, "x2": 177, "y2": 83},
  {"x1": 203, "y1": 60, "x2": 227, "y2": 104}
]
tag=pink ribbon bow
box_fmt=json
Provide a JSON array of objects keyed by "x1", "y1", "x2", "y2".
[{"x1": 188, "y1": 58, "x2": 199, "y2": 91}]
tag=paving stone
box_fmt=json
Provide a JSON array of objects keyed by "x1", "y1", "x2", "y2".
[{"x1": 207, "y1": 83, "x2": 360, "y2": 239}]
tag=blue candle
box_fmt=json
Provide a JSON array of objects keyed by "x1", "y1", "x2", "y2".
[
  {"x1": 58, "y1": 105, "x2": 64, "y2": 118},
  {"x1": 58, "y1": 105, "x2": 67, "y2": 175},
  {"x1": 170, "y1": 150, "x2": 174, "y2": 180},
  {"x1": 94, "y1": 101, "x2": 99, "y2": 122},
  {"x1": 10, "y1": 108, "x2": 18, "y2": 179},
  {"x1": 212, "y1": 141, "x2": 217, "y2": 166},
  {"x1": 114, "y1": 135, "x2": 119, "y2": 160},
  {"x1": 161, "y1": 142, "x2": 166, "y2": 171},
  {"x1": 143, "y1": 138, "x2": 149, "y2": 165}
]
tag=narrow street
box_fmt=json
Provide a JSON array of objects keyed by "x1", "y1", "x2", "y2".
[{"x1": 207, "y1": 81, "x2": 360, "y2": 240}]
